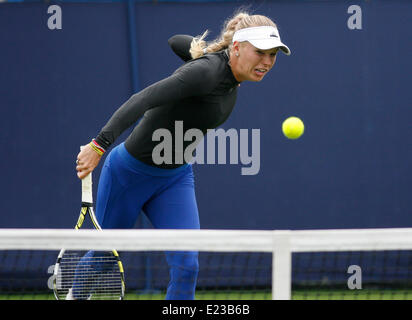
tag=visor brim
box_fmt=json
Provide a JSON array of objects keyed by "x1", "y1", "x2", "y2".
[{"x1": 248, "y1": 39, "x2": 291, "y2": 55}]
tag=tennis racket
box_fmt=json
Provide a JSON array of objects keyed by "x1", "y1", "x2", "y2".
[{"x1": 53, "y1": 172, "x2": 125, "y2": 300}]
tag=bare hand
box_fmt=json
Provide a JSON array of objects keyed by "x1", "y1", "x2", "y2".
[{"x1": 76, "y1": 144, "x2": 102, "y2": 179}]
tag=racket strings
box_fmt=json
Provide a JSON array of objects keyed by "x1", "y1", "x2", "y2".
[{"x1": 55, "y1": 251, "x2": 124, "y2": 300}]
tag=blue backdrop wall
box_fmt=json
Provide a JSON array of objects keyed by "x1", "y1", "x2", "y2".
[{"x1": 0, "y1": 0, "x2": 411, "y2": 230}]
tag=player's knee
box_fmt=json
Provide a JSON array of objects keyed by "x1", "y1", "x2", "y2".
[
  {"x1": 168, "y1": 252, "x2": 199, "y2": 281},
  {"x1": 170, "y1": 264, "x2": 198, "y2": 285}
]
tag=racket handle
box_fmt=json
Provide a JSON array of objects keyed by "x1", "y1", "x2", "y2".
[
  {"x1": 82, "y1": 172, "x2": 93, "y2": 205},
  {"x1": 80, "y1": 146, "x2": 93, "y2": 205}
]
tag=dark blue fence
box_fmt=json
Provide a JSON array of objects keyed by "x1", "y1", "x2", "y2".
[{"x1": 1, "y1": 0, "x2": 411, "y2": 231}]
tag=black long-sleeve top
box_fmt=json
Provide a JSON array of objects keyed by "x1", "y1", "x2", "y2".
[{"x1": 95, "y1": 36, "x2": 239, "y2": 168}]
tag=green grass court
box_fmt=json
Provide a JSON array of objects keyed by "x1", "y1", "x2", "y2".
[{"x1": 2, "y1": 289, "x2": 412, "y2": 300}]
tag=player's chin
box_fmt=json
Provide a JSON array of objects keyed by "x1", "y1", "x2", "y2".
[
  {"x1": 249, "y1": 71, "x2": 267, "y2": 82},
  {"x1": 249, "y1": 75, "x2": 266, "y2": 82}
]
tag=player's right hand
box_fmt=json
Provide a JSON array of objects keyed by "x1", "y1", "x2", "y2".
[{"x1": 76, "y1": 144, "x2": 101, "y2": 179}]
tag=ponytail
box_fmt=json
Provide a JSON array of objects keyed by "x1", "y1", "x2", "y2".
[{"x1": 190, "y1": 11, "x2": 250, "y2": 59}]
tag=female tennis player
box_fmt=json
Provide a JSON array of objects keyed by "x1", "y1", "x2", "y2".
[{"x1": 75, "y1": 11, "x2": 290, "y2": 300}]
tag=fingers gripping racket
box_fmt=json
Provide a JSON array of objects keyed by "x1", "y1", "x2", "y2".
[{"x1": 53, "y1": 172, "x2": 125, "y2": 300}]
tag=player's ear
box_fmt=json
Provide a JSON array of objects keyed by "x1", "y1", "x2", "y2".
[
  {"x1": 232, "y1": 41, "x2": 241, "y2": 56},
  {"x1": 168, "y1": 34, "x2": 194, "y2": 62}
]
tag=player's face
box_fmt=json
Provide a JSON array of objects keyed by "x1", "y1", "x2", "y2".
[{"x1": 232, "y1": 42, "x2": 278, "y2": 82}]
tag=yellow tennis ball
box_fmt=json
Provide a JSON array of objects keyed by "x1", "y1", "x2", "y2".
[{"x1": 282, "y1": 116, "x2": 304, "y2": 139}]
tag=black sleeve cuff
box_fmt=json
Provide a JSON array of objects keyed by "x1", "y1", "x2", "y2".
[{"x1": 94, "y1": 133, "x2": 112, "y2": 151}]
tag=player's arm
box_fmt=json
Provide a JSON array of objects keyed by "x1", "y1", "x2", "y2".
[
  {"x1": 76, "y1": 58, "x2": 216, "y2": 178},
  {"x1": 95, "y1": 58, "x2": 215, "y2": 148},
  {"x1": 168, "y1": 34, "x2": 194, "y2": 62},
  {"x1": 97, "y1": 34, "x2": 196, "y2": 149}
]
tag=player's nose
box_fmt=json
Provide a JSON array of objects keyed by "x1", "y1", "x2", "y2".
[{"x1": 261, "y1": 53, "x2": 275, "y2": 67}]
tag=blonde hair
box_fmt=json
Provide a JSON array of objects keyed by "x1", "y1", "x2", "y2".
[{"x1": 190, "y1": 11, "x2": 277, "y2": 59}]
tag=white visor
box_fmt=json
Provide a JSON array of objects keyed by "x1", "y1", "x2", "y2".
[{"x1": 232, "y1": 26, "x2": 291, "y2": 55}]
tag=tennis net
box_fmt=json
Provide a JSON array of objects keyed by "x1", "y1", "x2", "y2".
[{"x1": 0, "y1": 228, "x2": 411, "y2": 300}]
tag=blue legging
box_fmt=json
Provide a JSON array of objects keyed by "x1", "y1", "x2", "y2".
[{"x1": 73, "y1": 143, "x2": 200, "y2": 300}]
